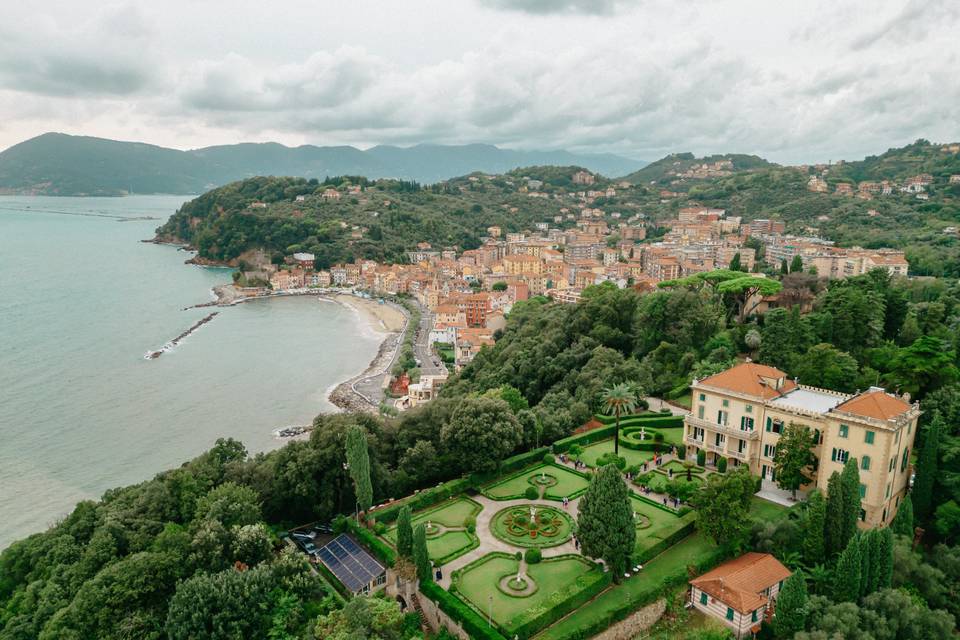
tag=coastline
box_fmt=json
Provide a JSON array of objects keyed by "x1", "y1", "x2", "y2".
[{"x1": 203, "y1": 285, "x2": 410, "y2": 420}]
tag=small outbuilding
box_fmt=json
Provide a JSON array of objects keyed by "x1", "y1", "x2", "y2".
[
  {"x1": 689, "y1": 552, "x2": 791, "y2": 638},
  {"x1": 316, "y1": 534, "x2": 387, "y2": 596}
]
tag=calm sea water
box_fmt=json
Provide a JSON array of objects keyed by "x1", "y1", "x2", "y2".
[{"x1": 0, "y1": 196, "x2": 380, "y2": 549}]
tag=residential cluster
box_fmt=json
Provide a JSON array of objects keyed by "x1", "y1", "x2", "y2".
[{"x1": 807, "y1": 169, "x2": 941, "y2": 201}]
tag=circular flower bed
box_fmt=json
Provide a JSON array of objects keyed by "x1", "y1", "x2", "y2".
[
  {"x1": 528, "y1": 473, "x2": 559, "y2": 488},
  {"x1": 491, "y1": 505, "x2": 574, "y2": 548}
]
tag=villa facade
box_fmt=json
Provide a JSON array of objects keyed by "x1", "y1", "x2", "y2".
[{"x1": 684, "y1": 362, "x2": 920, "y2": 527}]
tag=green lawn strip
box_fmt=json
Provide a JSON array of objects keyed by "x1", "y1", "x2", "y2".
[
  {"x1": 429, "y1": 530, "x2": 480, "y2": 565},
  {"x1": 578, "y1": 439, "x2": 653, "y2": 468},
  {"x1": 452, "y1": 552, "x2": 604, "y2": 637},
  {"x1": 749, "y1": 496, "x2": 792, "y2": 522},
  {"x1": 533, "y1": 532, "x2": 724, "y2": 640},
  {"x1": 483, "y1": 464, "x2": 590, "y2": 501},
  {"x1": 383, "y1": 496, "x2": 482, "y2": 543},
  {"x1": 629, "y1": 494, "x2": 695, "y2": 559}
]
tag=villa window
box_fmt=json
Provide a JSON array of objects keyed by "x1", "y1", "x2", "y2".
[
  {"x1": 860, "y1": 484, "x2": 867, "y2": 499},
  {"x1": 831, "y1": 448, "x2": 849, "y2": 463},
  {"x1": 718, "y1": 410, "x2": 729, "y2": 426},
  {"x1": 889, "y1": 457, "x2": 895, "y2": 473},
  {"x1": 839, "y1": 424, "x2": 849, "y2": 439},
  {"x1": 865, "y1": 430, "x2": 875, "y2": 445},
  {"x1": 700, "y1": 592, "x2": 708, "y2": 605},
  {"x1": 722, "y1": 399, "x2": 730, "y2": 408},
  {"x1": 860, "y1": 508, "x2": 867, "y2": 522},
  {"x1": 885, "y1": 483, "x2": 891, "y2": 499},
  {"x1": 746, "y1": 404, "x2": 753, "y2": 413},
  {"x1": 726, "y1": 607, "x2": 734, "y2": 621},
  {"x1": 862, "y1": 456, "x2": 871, "y2": 471},
  {"x1": 766, "y1": 418, "x2": 783, "y2": 434},
  {"x1": 752, "y1": 610, "x2": 759, "y2": 623},
  {"x1": 764, "y1": 444, "x2": 777, "y2": 458},
  {"x1": 740, "y1": 416, "x2": 754, "y2": 431},
  {"x1": 901, "y1": 448, "x2": 910, "y2": 472},
  {"x1": 698, "y1": 406, "x2": 705, "y2": 419},
  {"x1": 699, "y1": 393, "x2": 706, "y2": 402},
  {"x1": 812, "y1": 429, "x2": 821, "y2": 445}
]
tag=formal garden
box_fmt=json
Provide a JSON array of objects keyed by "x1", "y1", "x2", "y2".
[{"x1": 348, "y1": 411, "x2": 791, "y2": 640}]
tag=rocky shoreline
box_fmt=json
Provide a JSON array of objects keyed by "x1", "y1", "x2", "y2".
[{"x1": 327, "y1": 331, "x2": 400, "y2": 413}]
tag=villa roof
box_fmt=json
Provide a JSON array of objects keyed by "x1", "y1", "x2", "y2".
[
  {"x1": 690, "y1": 553, "x2": 791, "y2": 614},
  {"x1": 835, "y1": 389, "x2": 911, "y2": 421},
  {"x1": 697, "y1": 362, "x2": 796, "y2": 400}
]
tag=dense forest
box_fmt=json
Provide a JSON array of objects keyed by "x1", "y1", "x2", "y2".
[{"x1": 4, "y1": 267, "x2": 960, "y2": 639}]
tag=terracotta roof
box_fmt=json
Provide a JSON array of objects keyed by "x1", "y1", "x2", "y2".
[
  {"x1": 697, "y1": 362, "x2": 796, "y2": 399},
  {"x1": 835, "y1": 389, "x2": 911, "y2": 421},
  {"x1": 690, "y1": 553, "x2": 791, "y2": 614}
]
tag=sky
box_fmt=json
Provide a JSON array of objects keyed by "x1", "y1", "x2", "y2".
[{"x1": 1, "y1": 0, "x2": 958, "y2": 164}]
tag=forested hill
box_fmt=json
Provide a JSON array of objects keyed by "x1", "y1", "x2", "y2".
[
  {"x1": 0, "y1": 133, "x2": 645, "y2": 196},
  {"x1": 620, "y1": 152, "x2": 775, "y2": 184},
  {"x1": 153, "y1": 170, "x2": 637, "y2": 266}
]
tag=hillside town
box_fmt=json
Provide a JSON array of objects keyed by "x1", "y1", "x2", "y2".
[{"x1": 234, "y1": 170, "x2": 910, "y2": 400}]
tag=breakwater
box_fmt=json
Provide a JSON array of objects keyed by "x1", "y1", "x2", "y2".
[{"x1": 144, "y1": 312, "x2": 219, "y2": 359}]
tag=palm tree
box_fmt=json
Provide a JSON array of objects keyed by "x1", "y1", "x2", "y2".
[{"x1": 600, "y1": 383, "x2": 638, "y2": 456}]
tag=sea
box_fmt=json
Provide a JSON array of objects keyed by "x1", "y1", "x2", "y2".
[{"x1": 0, "y1": 195, "x2": 381, "y2": 549}]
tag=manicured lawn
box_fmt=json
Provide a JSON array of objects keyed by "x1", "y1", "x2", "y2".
[
  {"x1": 382, "y1": 497, "x2": 481, "y2": 564},
  {"x1": 483, "y1": 464, "x2": 590, "y2": 501},
  {"x1": 535, "y1": 532, "x2": 720, "y2": 640},
  {"x1": 424, "y1": 530, "x2": 476, "y2": 563},
  {"x1": 643, "y1": 472, "x2": 702, "y2": 495},
  {"x1": 629, "y1": 494, "x2": 693, "y2": 557},
  {"x1": 658, "y1": 459, "x2": 705, "y2": 474},
  {"x1": 750, "y1": 496, "x2": 791, "y2": 522},
  {"x1": 579, "y1": 439, "x2": 653, "y2": 468},
  {"x1": 454, "y1": 552, "x2": 599, "y2": 631},
  {"x1": 670, "y1": 392, "x2": 692, "y2": 410}
]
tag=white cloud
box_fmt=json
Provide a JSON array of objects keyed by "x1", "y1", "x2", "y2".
[{"x1": 0, "y1": 0, "x2": 957, "y2": 164}]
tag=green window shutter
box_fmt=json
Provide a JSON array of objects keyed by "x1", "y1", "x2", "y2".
[
  {"x1": 766, "y1": 417, "x2": 772, "y2": 432},
  {"x1": 700, "y1": 591, "x2": 708, "y2": 605},
  {"x1": 831, "y1": 448, "x2": 837, "y2": 462},
  {"x1": 859, "y1": 484, "x2": 866, "y2": 499},
  {"x1": 862, "y1": 456, "x2": 870, "y2": 471},
  {"x1": 865, "y1": 430, "x2": 875, "y2": 444},
  {"x1": 726, "y1": 607, "x2": 734, "y2": 621},
  {"x1": 752, "y1": 610, "x2": 758, "y2": 622}
]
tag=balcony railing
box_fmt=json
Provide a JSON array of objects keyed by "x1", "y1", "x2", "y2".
[
  {"x1": 686, "y1": 434, "x2": 704, "y2": 446},
  {"x1": 727, "y1": 449, "x2": 749, "y2": 461},
  {"x1": 685, "y1": 415, "x2": 760, "y2": 440},
  {"x1": 706, "y1": 442, "x2": 725, "y2": 453}
]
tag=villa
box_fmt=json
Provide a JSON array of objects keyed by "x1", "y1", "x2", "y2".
[{"x1": 684, "y1": 362, "x2": 920, "y2": 526}]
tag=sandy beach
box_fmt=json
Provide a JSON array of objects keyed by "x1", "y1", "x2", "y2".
[{"x1": 330, "y1": 292, "x2": 406, "y2": 334}]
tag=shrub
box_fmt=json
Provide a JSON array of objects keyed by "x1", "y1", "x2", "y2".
[
  {"x1": 374, "y1": 521, "x2": 386, "y2": 535},
  {"x1": 676, "y1": 447, "x2": 686, "y2": 460},
  {"x1": 696, "y1": 449, "x2": 706, "y2": 466},
  {"x1": 635, "y1": 472, "x2": 654, "y2": 485},
  {"x1": 524, "y1": 548, "x2": 542, "y2": 564},
  {"x1": 524, "y1": 486, "x2": 539, "y2": 500},
  {"x1": 515, "y1": 551, "x2": 523, "y2": 561},
  {"x1": 596, "y1": 452, "x2": 626, "y2": 469},
  {"x1": 568, "y1": 444, "x2": 584, "y2": 456},
  {"x1": 543, "y1": 453, "x2": 555, "y2": 464},
  {"x1": 467, "y1": 523, "x2": 476, "y2": 534},
  {"x1": 625, "y1": 465, "x2": 642, "y2": 476},
  {"x1": 717, "y1": 457, "x2": 728, "y2": 473},
  {"x1": 653, "y1": 432, "x2": 665, "y2": 443}
]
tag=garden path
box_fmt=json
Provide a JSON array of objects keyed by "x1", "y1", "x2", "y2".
[{"x1": 437, "y1": 493, "x2": 584, "y2": 589}]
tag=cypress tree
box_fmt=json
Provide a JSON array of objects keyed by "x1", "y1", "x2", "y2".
[
  {"x1": 413, "y1": 523, "x2": 431, "y2": 582},
  {"x1": 396, "y1": 505, "x2": 413, "y2": 559},
  {"x1": 825, "y1": 471, "x2": 846, "y2": 557},
  {"x1": 780, "y1": 258, "x2": 789, "y2": 274},
  {"x1": 913, "y1": 414, "x2": 943, "y2": 523},
  {"x1": 345, "y1": 425, "x2": 373, "y2": 512},
  {"x1": 834, "y1": 535, "x2": 861, "y2": 603},
  {"x1": 729, "y1": 252, "x2": 742, "y2": 272},
  {"x1": 774, "y1": 570, "x2": 808, "y2": 638},
  {"x1": 576, "y1": 464, "x2": 636, "y2": 581},
  {"x1": 891, "y1": 494, "x2": 914, "y2": 537},
  {"x1": 859, "y1": 530, "x2": 874, "y2": 599},
  {"x1": 803, "y1": 489, "x2": 826, "y2": 566},
  {"x1": 875, "y1": 527, "x2": 894, "y2": 589},
  {"x1": 865, "y1": 529, "x2": 883, "y2": 595},
  {"x1": 790, "y1": 255, "x2": 804, "y2": 273},
  {"x1": 840, "y1": 458, "x2": 861, "y2": 548}
]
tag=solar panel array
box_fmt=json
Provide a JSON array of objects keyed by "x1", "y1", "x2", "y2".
[{"x1": 317, "y1": 534, "x2": 386, "y2": 593}]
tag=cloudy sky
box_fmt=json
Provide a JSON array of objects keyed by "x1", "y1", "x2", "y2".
[{"x1": 1, "y1": 0, "x2": 958, "y2": 163}]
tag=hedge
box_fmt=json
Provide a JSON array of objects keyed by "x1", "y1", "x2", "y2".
[
  {"x1": 546, "y1": 545, "x2": 727, "y2": 640},
  {"x1": 345, "y1": 518, "x2": 397, "y2": 567},
  {"x1": 634, "y1": 515, "x2": 697, "y2": 564},
  {"x1": 370, "y1": 477, "x2": 473, "y2": 524},
  {"x1": 618, "y1": 415, "x2": 683, "y2": 429},
  {"x1": 420, "y1": 580, "x2": 509, "y2": 640},
  {"x1": 553, "y1": 425, "x2": 617, "y2": 452}
]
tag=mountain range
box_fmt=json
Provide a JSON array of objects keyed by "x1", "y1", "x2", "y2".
[{"x1": 0, "y1": 133, "x2": 647, "y2": 196}]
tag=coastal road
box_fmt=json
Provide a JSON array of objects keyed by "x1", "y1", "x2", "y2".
[{"x1": 413, "y1": 304, "x2": 446, "y2": 377}]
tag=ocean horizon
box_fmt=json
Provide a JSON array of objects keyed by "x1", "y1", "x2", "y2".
[{"x1": 0, "y1": 195, "x2": 381, "y2": 549}]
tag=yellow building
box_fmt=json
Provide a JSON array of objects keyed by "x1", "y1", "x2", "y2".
[{"x1": 684, "y1": 362, "x2": 919, "y2": 527}]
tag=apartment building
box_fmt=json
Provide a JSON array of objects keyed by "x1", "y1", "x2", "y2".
[{"x1": 684, "y1": 362, "x2": 920, "y2": 527}]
